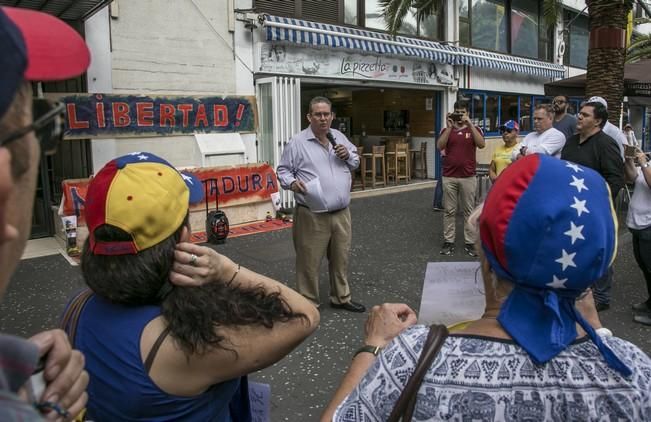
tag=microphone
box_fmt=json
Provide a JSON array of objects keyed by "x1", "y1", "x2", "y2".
[{"x1": 326, "y1": 131, "x2": 337, "y2": 148}]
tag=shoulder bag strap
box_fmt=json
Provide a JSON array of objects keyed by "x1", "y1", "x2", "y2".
[
  {"x1": 59, "y1": 288, "x2": 94, "y2": 347},
  {"x1": 387, "y1": 324, "x2": 449, "y2": 422}
]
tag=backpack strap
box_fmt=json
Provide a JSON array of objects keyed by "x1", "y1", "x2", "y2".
[{"x1": 60, "y1": 289, "x2": 94, "y2": 347}]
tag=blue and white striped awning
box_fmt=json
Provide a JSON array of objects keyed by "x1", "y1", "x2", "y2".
[
  {"x1": 261, "y1": 15, "x2": 565, "y2": 79},
  {"x1": 456, "y1": 47, "x2": 565, "y2": 79},
  {"x1": 262, "y1": 14, "x2": 458, "y2": 65}
]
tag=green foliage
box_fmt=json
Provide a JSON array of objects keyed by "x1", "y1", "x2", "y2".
[
  {"x1": 542, "y1": 0, "x2": 562, "y2": 28},
  {"x1": 379, "y1": 0, "x2": 443, "y2": 37}
]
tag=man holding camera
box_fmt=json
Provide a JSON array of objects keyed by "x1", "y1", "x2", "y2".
[
  {"x1": 437, "y1": 101, "x2": 485, "y2": 256},
  {"x1": 513, "y1": 104, "x2": 566, "y2": 161}
]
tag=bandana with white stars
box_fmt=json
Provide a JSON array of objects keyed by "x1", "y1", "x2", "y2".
[{"x1": 480, "y1": 154, "x2": 631, "y2": 376}]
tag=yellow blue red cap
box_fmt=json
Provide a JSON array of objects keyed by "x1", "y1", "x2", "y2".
[{"x1": 85, "y1": 152, "x2": 203, "y2": 255}]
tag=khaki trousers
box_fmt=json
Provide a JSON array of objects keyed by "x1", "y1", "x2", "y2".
[
  {"x1": 293, "y1": 205, "x2": 352, "y2": 305},
  {"x1": 442, "y1": 176, "x2": 477, "y2": 244}
]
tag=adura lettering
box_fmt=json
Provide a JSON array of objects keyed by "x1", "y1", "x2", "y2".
[{"x1": 340, "y1": 57, "x2": 389, "y2": 78}]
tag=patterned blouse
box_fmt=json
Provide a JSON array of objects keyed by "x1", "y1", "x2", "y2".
[{"x1": 334, "y1": 325, "x2": 651, "y2": 421}]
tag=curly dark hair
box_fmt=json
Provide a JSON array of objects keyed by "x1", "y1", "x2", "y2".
[{"x1": 81, "y1": 217, "x2": 306, "y2": 356}]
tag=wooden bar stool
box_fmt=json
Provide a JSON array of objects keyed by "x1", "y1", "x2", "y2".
[
  {"x1": 362, "y1": 145, "x2": 386, "y2": 188},
  {"x1": 386, "y1": 142, "x2": 409, "y2": 184},
  {"x1": 351, "y1": 146, "x2": 365, "y2": 190},
  {"x1": 409, "y1": 141, "x2": 427, "y2": 179}
]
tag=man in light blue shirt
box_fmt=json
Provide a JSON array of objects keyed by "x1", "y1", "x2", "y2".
[{"x1": 277, "y1": 96, "x2": 365, "y2": 312}]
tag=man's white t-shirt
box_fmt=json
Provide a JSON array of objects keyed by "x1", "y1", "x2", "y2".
[
  {"x1": 602, "y1": 121, "x2": 626, "y2": 159},
  {"x1": 512, "y1": 127, "x2": 566, "y2": 160}
]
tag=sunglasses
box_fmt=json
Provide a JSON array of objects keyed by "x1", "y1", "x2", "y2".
[
  {"x1": 0, "y1": 99, "x2": 65, "y2": 156},
  {"x1": 500, "y1": 128, "x2": 515, "y2": 134}
]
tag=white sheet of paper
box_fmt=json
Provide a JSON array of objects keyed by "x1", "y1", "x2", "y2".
[
  {"x1": 418, "y1": 262, "x2": 486, "y2": 326},
  {"x1": 301, "y1": 177, "x2": 328, "y2": 212},
  {"x1": 249, "y1": 382, "x2": 270, "y2": 422}
]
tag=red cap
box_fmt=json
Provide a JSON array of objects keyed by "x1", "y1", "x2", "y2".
[{"x1": 2, "y1": 6, "x2": 90, "y2": 81}]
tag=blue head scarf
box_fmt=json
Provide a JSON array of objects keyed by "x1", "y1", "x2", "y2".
[{"x1": 480, "y1": 154, "x2": 631, "y2": 377}]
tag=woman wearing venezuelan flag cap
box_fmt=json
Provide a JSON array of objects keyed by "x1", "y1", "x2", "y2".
[
  {"x1": 66, "y1": 152, "x2": 319, "y2": 421},
  {"x1": 323, "y1": 154, "x2": 651, "y2": 422}
]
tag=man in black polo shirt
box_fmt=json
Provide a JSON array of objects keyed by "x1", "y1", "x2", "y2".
[{"x1": 561, "y1": 100, "x2": 624, "y2": 312}]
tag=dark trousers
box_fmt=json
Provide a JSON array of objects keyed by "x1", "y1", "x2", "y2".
[
  {"x1": 630, "y1": 226, "x2": 651, "y2": 303},
  {"x1": 433, "y1": 178, "x2": 443, "y2": 208}
]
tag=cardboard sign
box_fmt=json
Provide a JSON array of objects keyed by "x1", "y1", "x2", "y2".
[
  {"x1": 61, "y1": 164, "x2": 278, "y2": 224},
  {"x1": 62, "y1": 94, "x2": 257, "y2": 138}
]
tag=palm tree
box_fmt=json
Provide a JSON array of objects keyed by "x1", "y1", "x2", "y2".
[
  {"x1": 381, "y1": 0, "x2": 634, "y2": 125},
  {"x1": 577, "y1": 0, "x2": 634, "y2": 124}
]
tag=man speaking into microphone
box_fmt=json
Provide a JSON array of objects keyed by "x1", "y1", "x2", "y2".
[{"x1": 277, "y1": 96, "x2": 365, "y2": 312}]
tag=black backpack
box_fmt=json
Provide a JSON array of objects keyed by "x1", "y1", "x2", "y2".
[{"x1": 202, "y1": 179, "x2": 229, "y2": 244}]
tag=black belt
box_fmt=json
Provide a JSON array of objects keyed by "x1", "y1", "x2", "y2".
[{"x1": 296, "y1": 203, "x2": 346, "y2": 214}]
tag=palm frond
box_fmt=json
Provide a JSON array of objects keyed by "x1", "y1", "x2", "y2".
[
  {"x1": 542, "y1": 0, "x2": 562, "y2": 28},
  {"x1": 412, "y1": 0, "x2": 442, "y2": 24},
  {"x1": 379, "y1": 0, "x2": 415, "y2": 37},
  {"x1": 627, "y1": 46, "x2": 651, "y2": 62}
]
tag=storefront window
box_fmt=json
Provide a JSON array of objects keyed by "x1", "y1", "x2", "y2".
[
  {"x1": 459, "y1": 0, "x2": 470, "y2": 46},
  {"x1": 460, "y1": 0, "x2": 550, "y2": 60},
  {"x1": 364, "y1": 0, "x2": 385, "y2": 30},
  {"x1": 461, "y1": 91, "x2": 557, "y2": 135},
  {"x1": 501, "y1": 95, "x2": 519, "y2": 124},
  {"x1": 486, "y1": 95, "x2": 499, "y2": 132},
  {"x1": 565, "y1": 12, "x2": 588, "y2": 68},
  {"x1": 471, "y1": 0, "x2": 507, "y2": 53},
  {"x1": 470, "y1": 93, "x2": 485, "y2": 130},
  {"x1": 345, "y1": 0, "x2": 357, "y2": 25},
  {"x1": 519, "y1": 96, "x2": 532, "y2": 132},
  {"x1": 511, "y1": 0, "x2": 538, "y2": 58}
]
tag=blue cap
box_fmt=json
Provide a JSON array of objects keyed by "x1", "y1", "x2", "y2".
[{"x1": 499, "y1": 120, "x2": 519, "y2": 131}]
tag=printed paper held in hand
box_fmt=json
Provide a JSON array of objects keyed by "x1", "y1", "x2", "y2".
[
  {"x1": 300, "y1": 177, "x2": 328, "y2": 212},
  {"x1": 418, "y1": 262, "x2": 486, "y2": 326}
]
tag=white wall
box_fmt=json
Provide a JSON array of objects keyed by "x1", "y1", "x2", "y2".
[{"x1": 84, "y1": 0, "x2": 259, "y2": 173}]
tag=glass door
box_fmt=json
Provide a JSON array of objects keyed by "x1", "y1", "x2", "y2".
[{"x1": 256, "y1": 76, "x2": 301, "y2": 209}]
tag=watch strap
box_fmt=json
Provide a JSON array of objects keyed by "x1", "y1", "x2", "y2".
[{"x1": 353, "y1": 345, "x2": 382, "y2": 358}]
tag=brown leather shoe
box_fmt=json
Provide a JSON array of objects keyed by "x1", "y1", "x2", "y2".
[{"x1": 330, "y1": 300, "x2": 366, "y2": 313}]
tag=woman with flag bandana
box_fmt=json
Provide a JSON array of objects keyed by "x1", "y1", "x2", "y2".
[{"x1": 323, "y1": 155, "x2": 651, "y2": 422}]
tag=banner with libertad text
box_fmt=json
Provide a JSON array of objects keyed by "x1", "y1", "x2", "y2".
[{"x1": 62, "y1": 94, "x2": 257, "y2": 139}]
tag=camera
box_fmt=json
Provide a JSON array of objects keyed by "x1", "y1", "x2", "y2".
[{"x1": 449, "y1": 112, "x2": 463, "y2": 122}]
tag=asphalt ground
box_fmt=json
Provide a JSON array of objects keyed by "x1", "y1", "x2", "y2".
[{"x1": 1, "y1": 186, "x2": 649, "y2": 421}]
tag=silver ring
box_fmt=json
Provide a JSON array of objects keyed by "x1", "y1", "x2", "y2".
[{"x1": 189, "y1": 254, "x2": 198, "y2": 266}]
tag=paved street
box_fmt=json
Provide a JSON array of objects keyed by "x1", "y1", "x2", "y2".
[{"x1": 1, "y1": 186, "x2": 649, "y2": 421}]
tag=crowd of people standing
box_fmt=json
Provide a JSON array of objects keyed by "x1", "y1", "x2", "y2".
[{"x1": 1, "y1": 4, "x2": 650, "y2": 421}]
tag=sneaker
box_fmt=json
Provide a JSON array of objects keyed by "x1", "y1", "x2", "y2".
[
  {"x1": 464, "y1": 243, "x2": 478, "y2": 257},
  {"x1": 432, "y1": 206, "x2": 444, "y2": 212},
  {"x1": 631, "y1": 301, "x2": 651, "y2": 313},
  {"x1": 634, "y1": 314, "x2": 651, "y2": 326},
  {"x1": 439, "y1": 242, "x2": 455, "y2": 255},
  {"x1": 595, "y1": 302, "x2": 610, "y2": 312}
]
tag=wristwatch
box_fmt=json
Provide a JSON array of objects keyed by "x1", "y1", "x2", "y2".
[{"x1": 353, "y1": 345, "x2": 382, "y2": 358}]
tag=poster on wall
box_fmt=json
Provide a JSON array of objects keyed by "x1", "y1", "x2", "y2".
[
  {"x1": 258, "y1": 43, "x2": 454, "y2": 87},
  {"x1": 62, "y1": 94, "x2": 257, "y2": 139}
]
